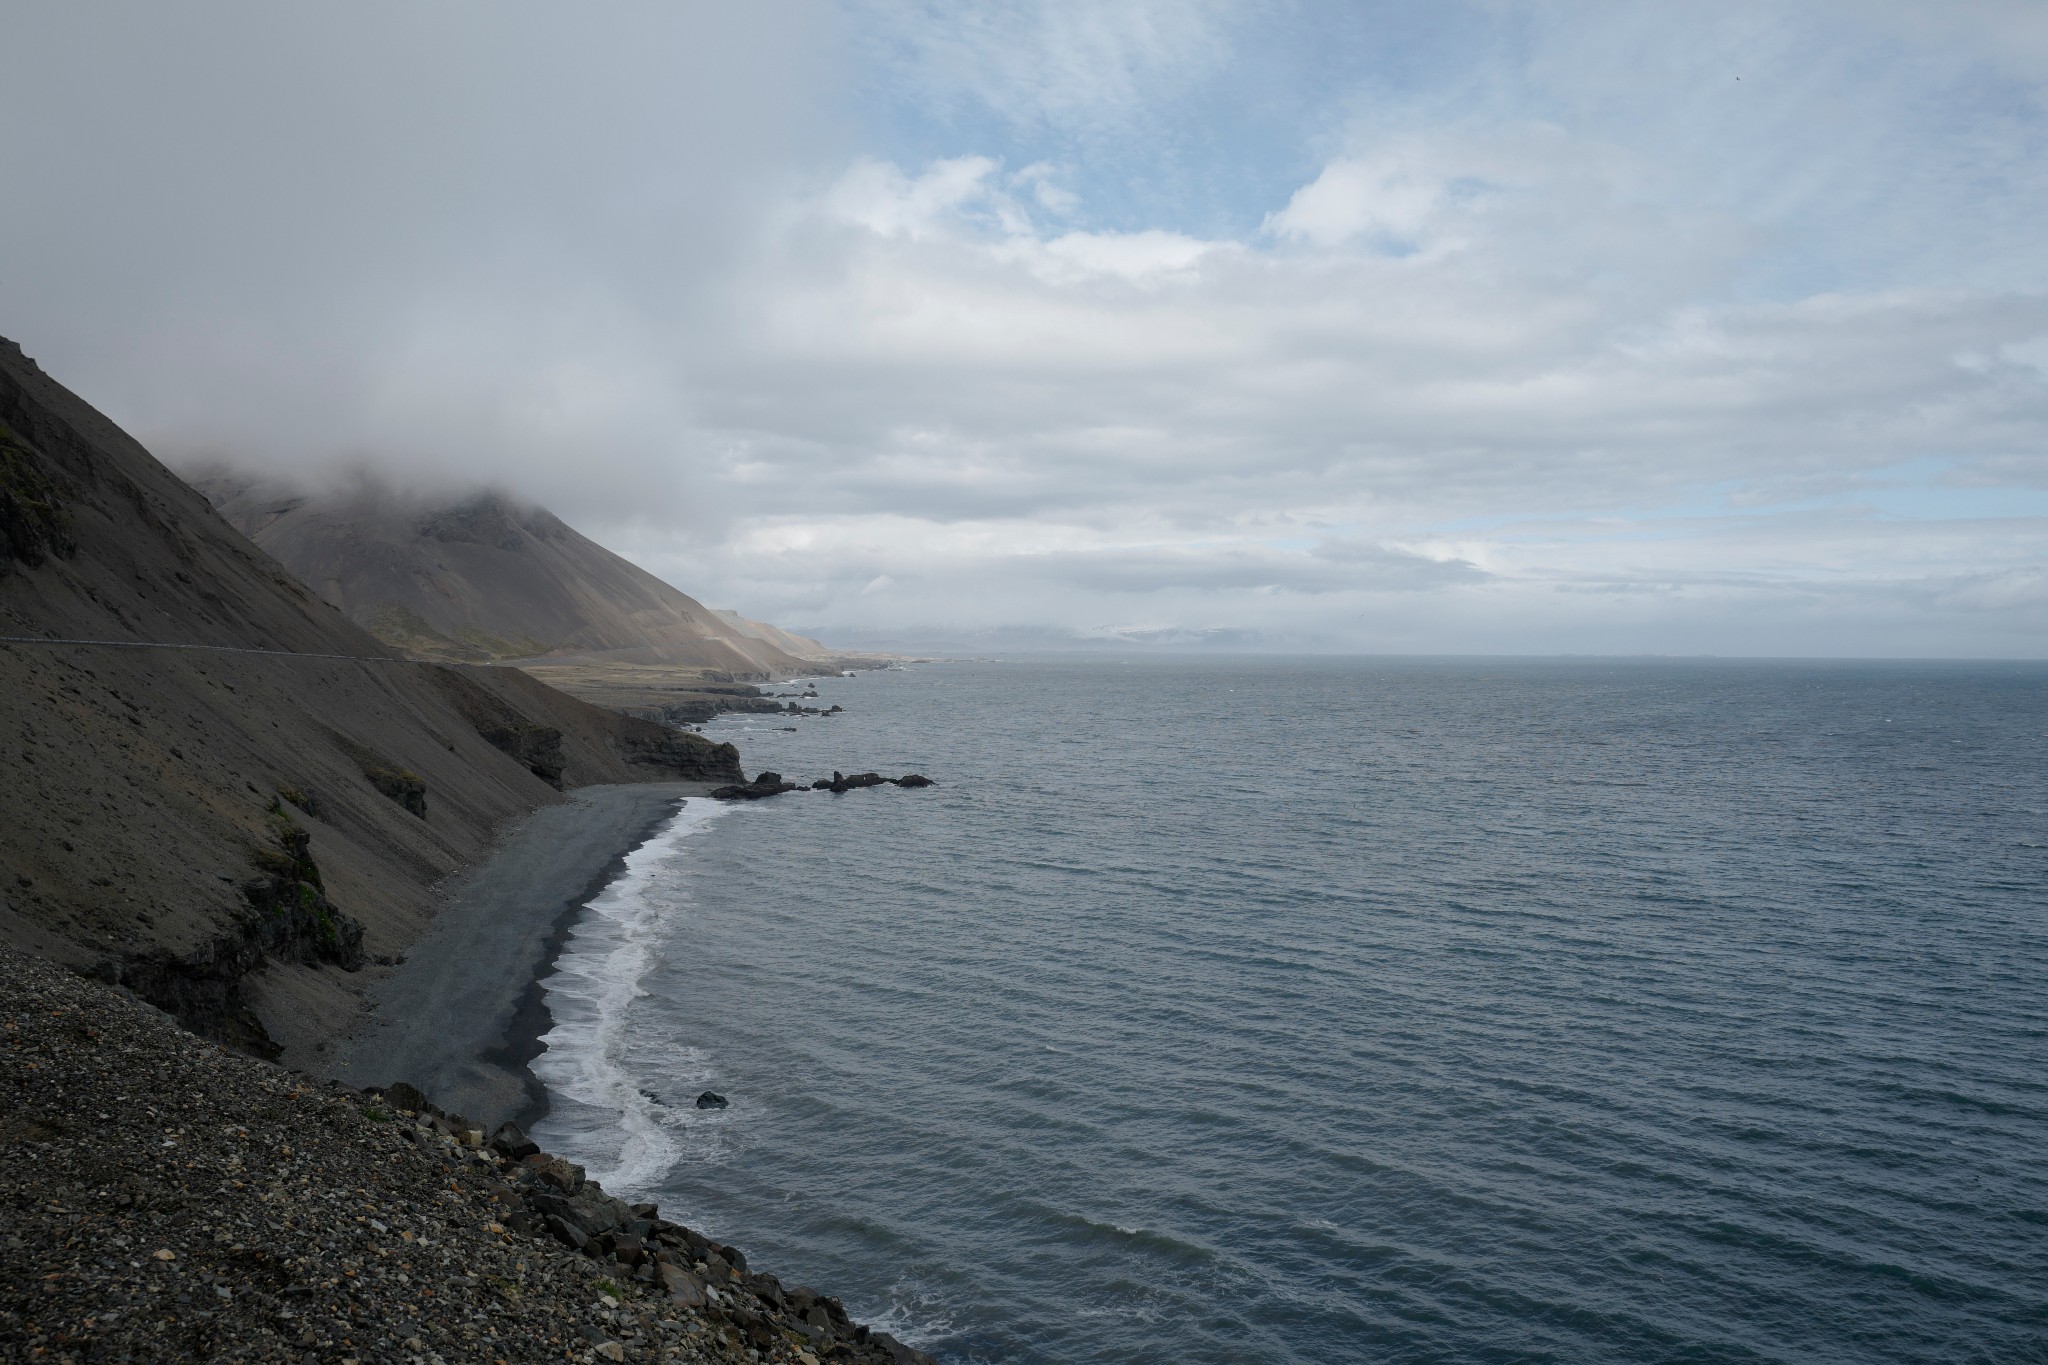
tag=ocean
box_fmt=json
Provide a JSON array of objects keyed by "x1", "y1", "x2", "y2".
[{"x1": 528, "y1": 657, "x2": 2048, "y2": 1363}]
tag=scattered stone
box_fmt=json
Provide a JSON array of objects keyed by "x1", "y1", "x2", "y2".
[{"x1": 0, "y1": 946, "x2": 937, "y2": 1365}]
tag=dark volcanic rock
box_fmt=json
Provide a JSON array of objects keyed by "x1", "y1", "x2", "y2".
[
  {"x1": 695, "y1": 1090, "x2": 730, "y2": 1110},
  {"x1": 491, "y1": 1119, "x2": 542, "y2": 1160},
  {"x1": 477, "y1": 723, "x2": 568, "y2": 788},
  {"x1": 810, "y1": 770, "x2": 934, "y2": 792},
  {"x1": 620, "y1": 725, "x2": 745, "y2": 782},
  {"x1": 710, "y1": 771, "x2": 800, "y2": 801},
  {"x1": 0, "y1": 945, "x2": 943, "y2": 1365}
]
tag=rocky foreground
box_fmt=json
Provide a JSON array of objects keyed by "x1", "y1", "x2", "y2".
[{"x1": 0, "y1": 947, "x2": 934, "y2": 1364}]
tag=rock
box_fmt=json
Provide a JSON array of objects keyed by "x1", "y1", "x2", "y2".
[
  {"x1": 475, "y1": 724, "x2": 566, "y2": 788},
  {"x1": 709, "y1": 770, "x2": 801, "y2": 801},
  {"x1": 893, "y1": 773, "x2": 934, "y2": 787},
  {"x1": 657, "y1": 1262, "x2": 707, "y2": 1308},
  {"x1": 383, "y1": 1081, "x2": 432, "y2": 1116},
  {"x1": 364, "y1": 765, "x2": 429, "y2": 817},
  {"x1": 544, "y1": 1213, "x2": 589, "y2": 1251},
  {"x1": 695, "y1": 1090, "x2": 729, "y2": 1110},
  {"x1": 489, "y1": 1121, "x2": 539, "y2": 1160},
  {"x1": 872, "y1": 1329, "x2": 938, "y2": 1364},
  {"x1": 523, "y1": 1154, "x2": 586, "y2": 1193}
]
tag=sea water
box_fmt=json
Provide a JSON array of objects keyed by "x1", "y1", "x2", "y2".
[{"x1": 530, "y1": 657, "x2": 2048, "y2": 1363}]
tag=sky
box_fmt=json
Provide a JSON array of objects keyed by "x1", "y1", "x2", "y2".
[{"x1": 3, "y1": 0, "x2": 2047, "y2": 657}]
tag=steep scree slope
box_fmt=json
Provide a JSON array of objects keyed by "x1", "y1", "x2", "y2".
[{"x1": 0, "y1": 337, "x2": 740, "y2": 1061}]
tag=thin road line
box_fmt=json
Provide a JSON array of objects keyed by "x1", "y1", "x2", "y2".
[{"x1": 0, "y1": 634, "x2": 446, "y2": 665}]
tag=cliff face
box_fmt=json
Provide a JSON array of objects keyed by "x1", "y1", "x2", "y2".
[
  {"x1": 191, "y1": 471, "x2": 831, "y2": 676},
  {"x1": 0, "y1": 337, "x2": 741, "y2": 1059}
]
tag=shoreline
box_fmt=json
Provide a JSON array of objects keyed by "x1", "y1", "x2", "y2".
[
  {"x1": 2, "y1": 944, "x2": 937, "y2": 1364},
  {"x1": 328, "y1": 781, "x2": 710, "y2": 1129}
]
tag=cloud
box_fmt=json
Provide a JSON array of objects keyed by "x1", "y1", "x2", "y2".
[
  {"x1": 1264, "y1": 153, "x2": 1452, "y2": 248},
  {"x1": 3, "y1": 1, "x2": 2045, "y2": 657}
]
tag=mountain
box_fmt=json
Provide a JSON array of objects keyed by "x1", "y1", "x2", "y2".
[
  {"x1": 190, "y1": 471, "x2": 841, "y2": 676},
  {"x1": 0, "y1": 337, "x2": 740, "y2": 1061},
  {"x1": 710, "y1": 607, "x2": 837, "y2": 663}
]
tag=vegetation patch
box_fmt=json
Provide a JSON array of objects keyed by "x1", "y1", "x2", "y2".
[
  {"x1": 363, "y1": 603, "x2": 551, "y2": 664},
  {"x1": 241, "y1": 798, "x2": 365, "y2": 970},
  {"x1": 329, "y1": 732, "x2": 430, "y2": 817}
]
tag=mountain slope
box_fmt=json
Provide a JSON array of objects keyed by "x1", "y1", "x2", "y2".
[
  {"x1": 0, "y1": 337, "x2": 740, "y2": 1061},
  {"x1": 192, "y1": 472, "x2": 833, "y2": 676},
  {"x1": 710, "y1": 607, "x2": 837, "y2": 663}
]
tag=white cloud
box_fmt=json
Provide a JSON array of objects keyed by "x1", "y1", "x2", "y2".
[
  {"x1": 826, "y1": 156, "x2": 1003, "y2": 239},
  {"x1": 4, "y1": 1, "x2": 2046, "y2": 656},
  {"x1": 1264, "y1": 154, "x2": 1449, "y2": 248}
]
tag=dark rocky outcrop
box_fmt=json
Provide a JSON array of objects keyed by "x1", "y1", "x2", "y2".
[
  {"x1": 714, "y1": 770, "x2": 934, "y2": 800},
  {"x1": 365, "y1": 765, "x2": 429, "y2": 816},
  {"x1": 243, "y1": 803, "x2": 366, "y2": 973},
  {"x1": 695, "y1": 1090, "x2": 729, "y2": 1110},
  {"x1": 816, "y1": 770, "x2": 890, "y2": 793},
  {"x1": 0, "y1": 420, "x2": 75, "y2": 571},
  {"x1": 710, "y1": 771, "x2": 801, "y2": 801},
  {"x1": 478, "y1": 723, "x2": 568, "y2": 788},
  {"x1": 84, "y1": 802, "x2": 369, "y2": 1059},
  {"x1": 620, "y1": 725, "x2": 743, "y2": 782}
]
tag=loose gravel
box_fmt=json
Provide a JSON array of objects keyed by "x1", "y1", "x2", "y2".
[{"x1": 0, "y1": 947, "x2": 930, "y2": 1365}]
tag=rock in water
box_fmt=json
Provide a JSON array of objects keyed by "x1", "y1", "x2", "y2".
[
  {"x1": 709, "y1": 771, "x2": 801, "y2": 801},
  {"x1": 695, "y1": 1090, "x2": 729, "y2": 1110}
]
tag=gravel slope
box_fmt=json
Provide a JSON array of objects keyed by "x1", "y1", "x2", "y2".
[{"x1": 0, "y1": 947, "x2": 932, "y2": 1365}]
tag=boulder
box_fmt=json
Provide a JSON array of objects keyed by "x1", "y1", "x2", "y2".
[
  {"x1": 892, "y1": 774, "x2": 934, "y2": 787},
  {"x1": 489, "y1": 1121, "x2": 540, "y2": 1160},
  {"x1": 382, "y1": 1081, "x2": 432, "y2": 1116},
  {"x1": 695, "y1": 1090, "x2": 729, "y2": 1110},
  {"x1": 544, "y1": 1214, "x2": 589, "y2": 1252},
  {"x1": 658, "y1": 1262, "x2": 707, "y2": 1308}
]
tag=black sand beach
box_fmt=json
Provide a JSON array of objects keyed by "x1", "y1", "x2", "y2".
[{"x1": 331, "y1": 782, "x2": 708, "y2": 1128}]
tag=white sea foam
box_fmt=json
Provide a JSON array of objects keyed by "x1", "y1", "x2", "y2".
[
  {"x1": 530, "y1": 799, "x2": 731, "y2": 1195},
  {"x1": 866, "y1": 1277, "x2": 956, "y2": 1351}
]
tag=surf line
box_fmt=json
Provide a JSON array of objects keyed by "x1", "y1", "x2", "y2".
[{"x1": 528, "y1": 797, "x2": 735, "y2": 1195}]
